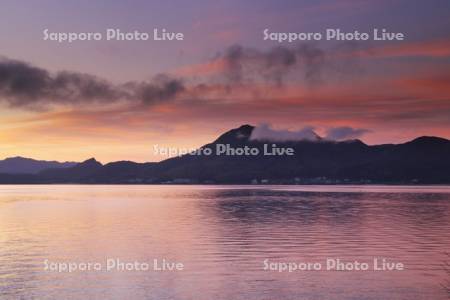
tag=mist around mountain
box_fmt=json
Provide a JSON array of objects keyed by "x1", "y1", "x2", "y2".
[{"x1": 0, "y1": 125, "x2": 449, "y2": 184}]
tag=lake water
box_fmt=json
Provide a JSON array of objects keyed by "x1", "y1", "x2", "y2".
[{"x1": 0, "y1": 185, "x2": 449, "y2": 299}]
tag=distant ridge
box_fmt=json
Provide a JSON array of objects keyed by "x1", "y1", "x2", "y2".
[
  {"x1": 0, "y1": 156, "x2": 77, "y2": 174},
  {"x1": 0, "y1": 125, "x2": 449, "y2": 184}
]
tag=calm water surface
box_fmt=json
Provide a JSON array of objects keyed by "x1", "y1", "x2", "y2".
[{"x1": 0, "y1": 185, "x2": 449, "y2": 299}]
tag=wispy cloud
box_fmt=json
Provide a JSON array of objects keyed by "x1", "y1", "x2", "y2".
[
  {"x1": 250, "y1": 123, "x2": 371, "y2": 142},
  {"x1": 250, "y1": 123, "x2": 320, "y2": 141},
  {"x1": 324, "y1": 126, "x2": 371, "y2": 141},
  {"x1": 355, "y1": 38, "x2": 450, "y2": 59}
]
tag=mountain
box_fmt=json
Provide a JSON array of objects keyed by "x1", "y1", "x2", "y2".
[
  {"x1": 38, "y1": 158, "x2": 156, "y2": 183},
  {"x1": 150, "y1": 125, "x2": 450, "y2": 183},
  {"x1": 0, "y1": 157, "x2": 77, "y2": 174},
  {"x1": 0, "y1": 125, "x2": 449, "y2": 184},
  {"x1": 38, "y1": 158, "x2": 103, "y2": 183}
]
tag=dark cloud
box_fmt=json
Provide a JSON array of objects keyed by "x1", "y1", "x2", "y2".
[
  {"x1": 123, "y1": 74, "x2": 185, "y2": 105},
  {"x1": 218, "y1": 42, "x2": 371, "y2": 87},
  {"x1": 217, "y1": 44, "x2": 326, "y2": 86},
  {"x1": 0, "y1": 57, "x2": 184, "y2": 109},
  {"x1": 325, "y1": 126, "x2": 371, "y2": 141},
  {"x1": 0, "y1": 42, "x2": 361, "y2": 110}
]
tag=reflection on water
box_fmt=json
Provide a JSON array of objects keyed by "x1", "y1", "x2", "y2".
[{"x1": 0, "y1": 185, "x2": 449, "y2": 300}]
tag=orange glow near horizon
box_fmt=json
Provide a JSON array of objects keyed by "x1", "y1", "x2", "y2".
[{"x1": 1, "y1": 35, "x2": 450, "y2": 163}]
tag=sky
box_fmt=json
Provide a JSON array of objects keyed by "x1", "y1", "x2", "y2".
[{"x1": 0, "y1": 0, "x2": 449, "y2": 163}]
